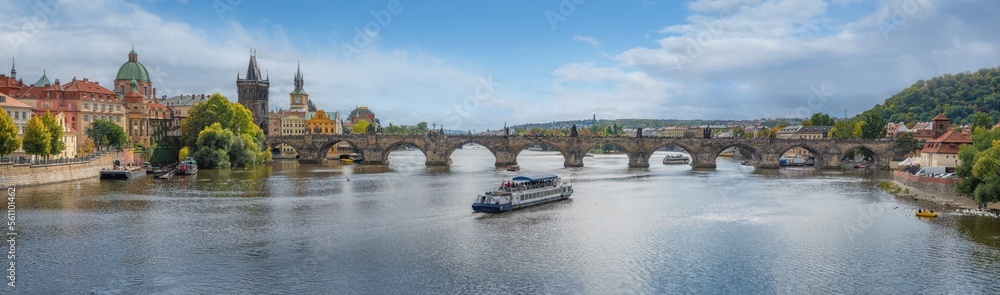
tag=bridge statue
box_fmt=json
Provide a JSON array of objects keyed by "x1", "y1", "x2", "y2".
[{"x1": 267, "y1": 134, "x2": 896, "y2": 170}]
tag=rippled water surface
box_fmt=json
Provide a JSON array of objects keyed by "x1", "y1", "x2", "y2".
[{"x1": 10, "y1": 149, "x2": 1000, "y2": 294}]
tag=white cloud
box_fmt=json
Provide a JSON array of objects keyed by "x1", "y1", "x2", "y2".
[
  {"x1": 0, "y1": 0, "x2": 492, "y2": 129},
  {"x1": 572, "y1": 34, "x2": 601, "y2": 46},
  {"x1": 552, "y1": 0, "x2": 1000, "y2": 119}
]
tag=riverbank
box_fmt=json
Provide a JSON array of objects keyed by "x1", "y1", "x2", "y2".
[
  {"x1": 0, "y1": 152, "x2": 120, "y2": 187},
  {"x1": 879, "y1": 177, "x2": 1000, "y2": 211}
]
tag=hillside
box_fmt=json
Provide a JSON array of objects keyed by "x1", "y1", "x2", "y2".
[{"x1": 862, "y1": 67, "x2": 1000, "y2": 124}]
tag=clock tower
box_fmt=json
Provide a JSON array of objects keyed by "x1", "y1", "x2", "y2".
[{"x1": 289, "y1": 62, "x2": 308, "y2": 112}]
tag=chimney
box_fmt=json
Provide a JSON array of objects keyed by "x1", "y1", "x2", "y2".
[
  {"x1": 83, "y1": 78, "x2": 88, "y2": 82},
  {"x1": 201, "y1": 94, "x2": 205, "y2": 100},
  {"x1": 153, "y1": 88, "x2": 156, "y2": 98},
  {"x1": 54, "y1": 79, "x2": 60, "y2": 85}
]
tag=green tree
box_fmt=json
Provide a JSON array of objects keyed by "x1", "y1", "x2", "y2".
[
  {"x1": 970, "y1": 140, "x2": 1000, "y2": 204},
  {"x1": 860, "y1": 112, "x2": 887, "y2": 140},
  {"x1": 957, "y1": 128, "x2": 1000, "y2": 205},
  {"x1": 193, "y1": 123, "x2": 234, "y2": 169},
  {"x1": 831, "y1": 119, "x2": 858, "y2": 140},
  {"x1": 0, "y1": 107, "x2": 20, "y2": 157},
  {"x1": 178, "y1": 146, "x2": 190, "y2": 162},
  {"x1": 351, "y1": 120, "x2": 372, "y2": 134},
  {"x1": 804, "y1": 113, "x2": 836, "y2": 126},
  {"x1": 894, "y1": 132, "x2": 922, "y2": 158},
  {"x1": 415, "y1": 122, "x2": 428, "y2": 133},
  {"x1": 181, "y1": 93, "x2": 269, "y2": 167},
  {"x1": 970, "y1": 111, "x2": 994, "y2": 133},
  {"x1": 22, "y1": 116, "x2": 50, "y2": 158},
  {"x1": 40, "y1": 112, "x2": 65, "y2": 158},
  {"x1": 85, "y1": 119, "x2": 128, "y2": 151}
]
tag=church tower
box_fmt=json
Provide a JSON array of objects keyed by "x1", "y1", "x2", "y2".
[
  {"x1": 237, "y1": 50, "x2": 270, "y2": 134},
  {"x1": 289, "y1": 61, "x2": 308, "y2": 112}
]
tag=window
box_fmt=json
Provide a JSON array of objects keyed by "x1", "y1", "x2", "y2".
[
  {"x1": 84, "y1": 115, "x2": 89, "y2": 121},
  {"x1": 13, "y1": 112, "x2": 18, "y2": 120},
  {"x1": 84, "y1": 103, "x2": 89, "y2": 109},
  {"x1": 117, "y1": 105, "x2": 121, "y2": 111}
]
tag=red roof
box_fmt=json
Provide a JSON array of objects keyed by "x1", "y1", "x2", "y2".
[
  {"x1": 0, "y1": 75, "x2": 24, "y2": 95},
  {"x1": 920, "y1": 130, "x2": 972, "y2": 154},
  {"x1": 932, "y1": 113, "x2": 948, "y2": 121},
  {"x1": 124, "y1": 90, "x2": 145, "y2": 103},
  {"x1": 0, "y1": 94, "x2": 31, "y2": 109}
]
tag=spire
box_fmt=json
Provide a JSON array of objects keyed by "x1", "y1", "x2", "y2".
[
  {"x1": 291, "y1": 61, "x2": 306, "y2": 95},
  {"x1": 245, "y1": 49, "x2": 262, "y2": 81},
  {"x1": 10, "y1": 57, "x2": 15, "y2": 79},
  {"x1": 128, "y1": 48, "x2": 138, "y2": 62}
]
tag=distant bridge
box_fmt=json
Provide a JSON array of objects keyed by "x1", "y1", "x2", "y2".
[{"x1": 266, "y1": 134, "x2": 896, "y2": 169}]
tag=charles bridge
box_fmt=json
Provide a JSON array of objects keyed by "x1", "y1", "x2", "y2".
[{"x1": 266, "y1": 134, "x2": 896, "y2": 169}]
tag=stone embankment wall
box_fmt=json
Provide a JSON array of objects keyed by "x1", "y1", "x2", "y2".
[
  {"x1": 0, "y1": 152, "x2": 120, "y2": 187},
  {"x1": 889, "y1": 170, "x2": 992, "y2": 208}
]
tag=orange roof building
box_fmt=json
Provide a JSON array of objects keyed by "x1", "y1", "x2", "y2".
[{"x1": 919, "y1": 114, "x2": 972, "y2": 168}]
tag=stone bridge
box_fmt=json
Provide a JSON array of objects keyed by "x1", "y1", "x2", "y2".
[{"x1": 266, "y1": 134, "x2": 896, "y2": 169}]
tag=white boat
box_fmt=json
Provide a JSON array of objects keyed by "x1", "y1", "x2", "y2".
[
  {"x1": 472, "y1": 173, "x2": 573, "y2": 213},
  {"x1": 662, "y1": 154, "x2": 690, "y2": 164}
]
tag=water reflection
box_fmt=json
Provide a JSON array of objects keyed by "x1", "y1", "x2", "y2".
[{"x1": 10, "y1": 149, "x2": 1000, "y2": 294}]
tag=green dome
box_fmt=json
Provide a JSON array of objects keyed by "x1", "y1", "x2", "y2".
[
  {"x1": 116, "y1": 61, "x2": 150, "y2": 82},
  {"x1": 116, "y1": 49, "x2": 150, "y2": 82}
]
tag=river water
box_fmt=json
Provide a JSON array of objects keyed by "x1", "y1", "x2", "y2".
[{"x1": 8, "y1": 149, "x2": 1000, "y2": 294}]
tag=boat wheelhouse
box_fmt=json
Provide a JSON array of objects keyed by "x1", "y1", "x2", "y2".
[
  {"x1": 662, "y1": 153, "x2": 690, "y2": 164},
  {"x1": 472, "y1": 173, "x2": 573, "y2": 213}
]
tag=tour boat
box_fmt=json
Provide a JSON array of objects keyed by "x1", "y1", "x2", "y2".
[
  {"x1": 662, "y1": 154, "x2": 690, "y2": 164},
  {"x1": 472, "y1": 173, "x2": 573, "y2": 213},
  {"x1": 177, "y1": 157, "x2": 198, "y2": 175},
  {"x1": 506, "y1": 165, "x2": 520, "y2": 171},
  {"x1": 915, "y1": 210, "x2": 938, "y2": 218}
]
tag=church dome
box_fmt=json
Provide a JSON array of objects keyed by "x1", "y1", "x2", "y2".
[{"x1": 116, "y1": 49, "x2": 151, "y2": 82}]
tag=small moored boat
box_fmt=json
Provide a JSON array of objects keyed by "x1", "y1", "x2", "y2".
[
  {"x1": 915, "y1": 210, "x2": 937, "y2": 218},
  {"x1": 100, "y1": 160, "x2": 146, "y2": 180},
  {"x1": 472, "y1": 173, "x2": 573, "y2": 213},
  {"x1": 177, "y1": 157, "x2": 198, "y2": 175},
  {"x1": 506, "y1": 165, "x2": 520, "y2": 171}
]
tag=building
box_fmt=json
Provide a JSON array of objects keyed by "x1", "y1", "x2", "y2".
[
  {"x1": 0, "y1": 93, "x2": 32, "y2": 157},
  {"x1": 886, "y1": 122, "x2": 910, "y2": 138},
  {"x1": 306, "y1": 110, "x2": 341, "y2": 135},
  {"x1": 277, "y1": 110, "x2": 305, "y2": 158},
  {"x1": 237, "y1": 50, "x2": 270, "y2": 134},
  {"x1": 113, "y1": 49, "x2": 173, "y2": 146},
  {"x1": 345, "y1": 106, "x2": 379, "y2": 132},
  {"x1": 54, "y1": 111, "x2": 77, "y2": 158},
  {"x1": 162, "y1": 94, "x2": 209, "y2": 136},
  {"x1": 919, "y1": 114, "x2": 972, "y2": 169},
  {"x1": 9, "y1": 73, "x2": 126, "y2": 152},
  {"x1": 0, "y1": 59, "x2": 25, "y2": 96},
  {"x1": 288, "y1": 62, "x2": 308, "y2": 113},
  {"x1": 777, "y1": 125, "x2": 832, "y2": 158}
]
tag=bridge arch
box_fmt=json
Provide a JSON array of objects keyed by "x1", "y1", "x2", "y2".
[
  {"x1": 775, "y1": 143, "x2": 825, "y2": 167},
  {"x1": 647, "y1": 141, "x2": 700, "y2": 167},
  {"x1": 512, "y1": 137, "x2": 572, "y2": 167},
  {"x1": 316, "y1": 138, "x2": 364, "y2": 161},
  {"x1": 840, "y1": 144, "x2": 883, "y2": 164},
  {"x1": 711, "y1": 142, "x2": 763, "y2": 166},
  {"x1": 380, "y1": 140, "x2": 429, "y2": 163},
  {"x1": 266, "y1": 140, "x2": 303, "y2": 159}
]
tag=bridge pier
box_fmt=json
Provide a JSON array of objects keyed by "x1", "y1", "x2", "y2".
[
  {"x1": 757, "y1": 152, "x2": 781, "y2": 169},
  {"x1": 691, "y1": 152, "x2": 717, "y2": 169},
  {"x1": 297, "y1": 146, "x2": 323, "y2": 164},
  {"x1": 425, "y1": 149, "x2": 451, "y2": 166},
  {"x1": 628, "y1": 152, "x2": 649, "y2": 168},
  {"x1": 563, "y1": 150, "x2": 584, "y2": 167},
  {"x1": 361, "y1": 148, "x2": 388, "y2": 165},
  {"x1": 494, "y1": 150, "x2": 518, "y2": 167},
  {"x1": 819, "y1": 150, "x2": 842, "y2": 169}
]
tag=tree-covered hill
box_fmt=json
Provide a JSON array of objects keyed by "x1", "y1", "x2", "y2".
[{"x1": 862, "y1": 67, "x2": 1000, "y2": 125}]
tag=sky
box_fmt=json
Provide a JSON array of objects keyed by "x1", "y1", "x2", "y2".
[{"x1": 1, "y1": 0, "x2": 998, "y2": 131}]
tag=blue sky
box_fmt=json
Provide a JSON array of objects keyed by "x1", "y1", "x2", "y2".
[{"x1": 1, "y1": 0, "x2": 999, "y2": 130}]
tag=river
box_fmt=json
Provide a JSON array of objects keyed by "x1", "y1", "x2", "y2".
[{"x1": 8, "y1": 148, "x2": 1000, "y2": 294}]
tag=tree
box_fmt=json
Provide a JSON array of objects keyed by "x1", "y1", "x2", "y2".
[
  {"x1": 22, "y1": 116, "x2": 50, "y2": 158},
  {"x1": 180, "y1": 93, "x2": 269, "y2": 167},
  {"x1": 40, "y1": 112, "x2": 65, "y2": 158},
  {"x1": 178, "y1": 146, "x2": 190, "y2": 162},
  {"x1": 894, "y1": 132, "x2": 922, "y2": 158},
  {"x1": 957, "y1": 128, "x2": 1000, "y2": 203},
  {"x1": 415, "y1": 122, "x2": 428, "y2": 133},
  {"x1": 970, "y1": 111, "x2": 994, "y2": 133},
  {"x1": 803, "y1": 113, "x2": 836, "y2": 126},
  {"x1": 85, "y1": 119, "x2": 128, "y2": 151},
  {"x1": 860, "y1": 112, "x2": 887, "y2": 140},
  {"x1": 77, "y1": 138, "x2": 94, "y2": 155},
  {"x1": 831, "y1": 119, "x2": 858, "y2": 140},
  {"x1": 351, "y1": 120, "x2": 372, "y2": 135},
  {"x1": 0, "y1": 107, "x2": 20, "y2": 157}
]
